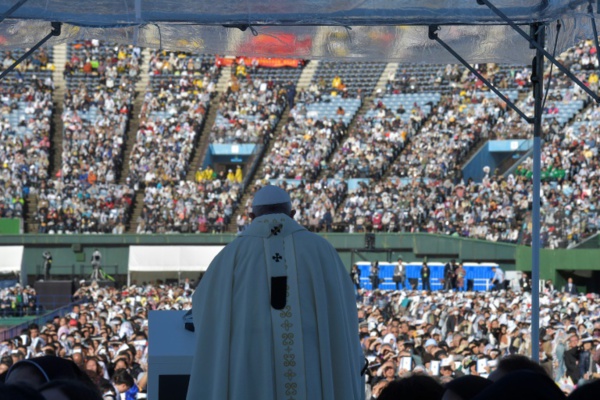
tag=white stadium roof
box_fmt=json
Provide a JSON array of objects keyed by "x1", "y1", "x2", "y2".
[{"x1": 0, "y1": 0, "x2": 596, "y2": 63}]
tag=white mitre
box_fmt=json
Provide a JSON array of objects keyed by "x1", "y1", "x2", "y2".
[{"x1": 252, "y1": 185, "x2": 291, "y2": 207}]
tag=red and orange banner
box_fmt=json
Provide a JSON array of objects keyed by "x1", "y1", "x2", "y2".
[{"x1": 215, "y1": 56, "x2": 301, "y2": 68}]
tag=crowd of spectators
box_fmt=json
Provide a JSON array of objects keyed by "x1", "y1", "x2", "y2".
[
  {"x1": 208, "y1": 61, "x2": 288, "y2": 144},
  {"x1": 0, "y1": 51, "x2": 54, "y2": 219},
  {"x1": 386, "y1": 62, "x2": 532, "y2": 96},
  {"x1": 30, "y1": 41, "x2": 143, "y2": 236},
  {"x1": 356, "y1": 276, "x2": 600, "y2": 398},
  {"x1": 1, "y1": 42, "x2": 599, "y2": 248},
  {"x1": 61, "y1": 41, "x2": 140, "y2": 184},
  {"x1": 128, "y1": 113, "x2": 201, "y2": 188},
  {"x1": 0, "y1": 280, "x2": 195, "y2": 399},
  {"x1": 260, "y1": 88, "x2": 348, "y2": 181},
  {"x1": 512, "y1": 123, "x2": 600, "y2": 247},
  {"x1": 247, "y1": 59, "x2": 599, "y2": 247},
  {"x1": 1, "y1": 47, "x2": 54, "y2": 75},
  {"x1": 33, "y1": 180, "x2": 133, "y2": 234},
  {"x1": 325, "y1": 94, "x2": 427, "y2": 180},
  {"x1": 473, "y1": 42, "x2": 600, "y2": 246},
  {"x1": 0, "y1": 283, "x2": 38, "y2": 317},
  {"x1": 1, "y1": 269, "x2": 599, "y2": 399},
  {"x1": 136, "y1": 176, "x2": 242, "y2": 234},
  {"x1": 63, "y1": 40, "x2": 141, "y2": 83},
  {"x1": 127, "y1": 51, "x2": 217, "y2": 188},
  {"x1": 488, "y1": 40, "x2": 595, "y2": 141},
  {"x1": 334, "y1": 173, "x2": 571, "y2": 247},
  {"x1": 389, "y1": 91, "x2": 506, "y2": 180}
]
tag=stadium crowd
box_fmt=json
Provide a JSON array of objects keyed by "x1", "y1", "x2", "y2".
[
  {"x1": 136, "y1": 176, "x2": 242, "y2": 234},
  {"x1": 260, "y1": 88, "x2": 348, "y2": 181},
  {"x1": 1, "y1": 267, "x2": 599, "y2": 399},
  {"x1": 33, "y1": 180, "x2": 133, "y2": 234},
  {"x1": 60, "y1": 40, "x2": 141, "y2": 186},
  {"x1": 63, "y1": 41, "x2": 142, "y2": 83},
  {"x1": 1, "y1": 40, "x2": 599, "y2": 249},
  {"x1": 388, "y1": 92, "x2": 504, "y2": 180},
  {"x1": 324, "y1": 96, "x2": 418, "y2": 181},
  {"x1": 246, "y1": 76, "x2": 598, "y2": 248},
  {"x1": 0, "y1": 284, "x2": 38, "y2": 318},
  {"x1": 0, "y1": 53, "x2": 54, "y2": 220},
  {"x1": 29, "y1": 41, "x2": 142, "y2": 235},
  {"x1": 208, "y1": 63, "x2": 287, "y2": 144},
  {"x1": 127, "y1": 51, "x2": 216, "y2": 188},
  {"x1": 351, "y1": 263, "x2": 600, "y2": 399},
  {"x1": 0, "y1": 279, "x2": 193, "y2": 399}
]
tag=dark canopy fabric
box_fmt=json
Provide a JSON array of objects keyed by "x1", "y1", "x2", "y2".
[{"x1": 0, "y1": 0, "x2": 595, "y2": 62}]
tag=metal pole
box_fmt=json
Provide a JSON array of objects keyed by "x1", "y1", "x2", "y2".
[
  {"x1": 428, "y1": 25, "x2": 533, "y2": 123},
  {"x1": 0, "y1": 0, "x2": 29, "y2": 25},
  {"x1": 530, "y1": 23, "x2": 544, "y2": 363},
  {"x1": 0, "y1": 22, "x2": 61, "y2": 81},
  {"x1": 479, "y1": 0, "x2": 600, "y2": 103}
]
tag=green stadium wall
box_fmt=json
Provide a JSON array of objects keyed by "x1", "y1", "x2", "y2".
[
  {"x1": 0, "y1": 233, "x2": 598, "y2": 291},
  {"x1": 0, "y1": 218, "x2": 22, "y2": 234}
]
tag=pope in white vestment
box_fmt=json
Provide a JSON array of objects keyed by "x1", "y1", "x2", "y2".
[{"x1": 186, "y1": 186, "x2": 365, "y2": 400}]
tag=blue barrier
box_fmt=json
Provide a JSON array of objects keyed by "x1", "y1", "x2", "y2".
[{"x1": 356, "y1": 261, "x2": 497, "y2": 291}]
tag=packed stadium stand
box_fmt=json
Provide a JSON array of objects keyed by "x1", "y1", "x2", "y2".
[
  {"x1": 324, "y1": 92, "x2": 441, "y2": 180},
  {"x1": 128, "y1": 50, "x2": 215, "y2": 187},
  {"x1": 311, "y1": 61, "x2": 387, "y2": 96},
  {"x1": 0, "y1": 47, "x2": 54, "y2": 221},
  {"x1": 0, "y1": 40, "x2": 598, "y2": 247},
  {"x1": 27, "y1": 41, "x2": 141, "y2": 234},
  {"x1": 209, "y1": 59, "x2": 290, "y2": 144}
]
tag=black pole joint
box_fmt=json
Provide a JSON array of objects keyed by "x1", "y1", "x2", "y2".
[
  {"x1": 50, "y1": 21, "x2": 61, "y2": 36},
  {"x1": 428, "y1": 25, "x2": 439, "y2": 40}
]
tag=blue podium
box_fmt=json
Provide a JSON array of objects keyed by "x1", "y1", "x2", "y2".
[{"x1": 148, "y1": 310, "x2": 196, "y2": 400}]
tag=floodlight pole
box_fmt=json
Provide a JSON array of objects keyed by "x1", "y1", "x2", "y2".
[
  {"x1": 530, "y1": 22, "x2": 543, "y2": 364},
  {"x1": 428, "y1": 19, "x2": 544, "y2": 362}
]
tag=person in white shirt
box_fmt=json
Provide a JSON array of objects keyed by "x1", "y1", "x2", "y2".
[
  {"x1": 491, "y1": 266, "x2": 505, "y2": 291},
  {"x1": 393, "y1": 257, "x2": 406, "y2": 290}
]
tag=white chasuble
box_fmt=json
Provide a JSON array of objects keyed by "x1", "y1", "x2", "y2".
[{"x1": 186, "y1": 214, "x2": 365, "y2": 400}]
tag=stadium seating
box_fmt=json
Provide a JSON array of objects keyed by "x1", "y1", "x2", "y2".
[
  {"x1": 0, "y1": 41, "x2": 598, "y2": 246},
  {"x1": 325, "y1": 93, "x2": 441, "y2": 180},
  {"x1": 312, "y1": 61, "x2": 386, "y2": 96},
  {"x1": 0, "y1": 47, "x2": 54, "y2": 218},
  {"x1": 260, "y1": 93, "x2": 357, "y2": 181},
  {"x1": 128, "y1": 51, "x2": 219, "y2": 187},
  {"x1": 32, "y1": 41, "x2": 141, "y2": 234},
  {"x1": 136, "y1": 179, "x2": 241, "y2": 234},
  {"x1": 34, "y1": 180, "x2": 133, "y2": 234},
  {"x1": 208, "y1": 61, "x2": 293, "y2": 144}
]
